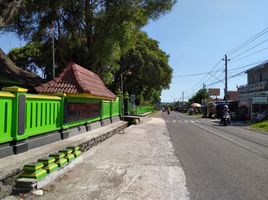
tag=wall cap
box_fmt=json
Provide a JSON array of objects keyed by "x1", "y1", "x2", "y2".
[{"x1": 2, "y1": 86, "x2": 28, "y2": 93}]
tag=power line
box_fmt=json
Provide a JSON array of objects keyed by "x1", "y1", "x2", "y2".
[
  {"x1": 185, "y1": 64, "x2": 225, "y2": 99},
  {"x1": 185, "y1": 69, "x2": 224, "y2": 99},
  {"x1": 185, "y1": 28, "x2": 268, "y2": 99},
  {"x1": 230, "y1": 46, "x2": 268, "y2": 63},
  {"x1": 227, "y1": 27, "x2": 268, "y2": 56},
  {"x1": 207, "y1": 72, "x2": 244, "y2": 87},
  {"x1": 206, "y1": 60, "x2": 268, "y2": 87},
  {"x1": 229, "y1": 38, "x2": 268, "y2": 60},
  {"x1": 228, "y1": 59, "x2": 268, "y2": 72},
  {"x1": 173, "y1": 69, "x2": 221, "y2": 78},
  {"x1": 186, "y1": 59, "x2": 223, "y2": 91}
]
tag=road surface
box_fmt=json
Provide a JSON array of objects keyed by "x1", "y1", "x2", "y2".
[{"x1": 163, "y1": 111, "x2": 268, "y2": 200}]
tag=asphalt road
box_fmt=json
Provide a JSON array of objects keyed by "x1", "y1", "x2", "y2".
[{"x1": 163, "y1": 111, "x2": 268, "y2": 200}]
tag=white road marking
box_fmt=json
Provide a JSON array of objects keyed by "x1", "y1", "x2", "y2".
[
  {"x1": 210, "y1": 119, "x2": 219, "y2": 122},
  {"x1": 174, "y1": 119, "x2": 200, "y2": 124}
]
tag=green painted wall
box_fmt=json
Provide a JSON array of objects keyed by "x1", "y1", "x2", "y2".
[
  {"x1": 24, "y1": 99, "x2": 62, "y2": 138},
  {"x1": 0, "y1": 96, "x2": 14, "y2": 143},
  {"x1": 0, "y1": 92, "x2": 121, "y2": 144}
]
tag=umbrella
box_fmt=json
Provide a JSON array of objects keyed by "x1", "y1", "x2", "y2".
[{"x1": 191, "y1": 103, "x2": 201, "y2": 108}]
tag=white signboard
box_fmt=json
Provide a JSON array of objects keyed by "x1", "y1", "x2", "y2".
[{"x1": 252, "y1": 96, "x2": 268, "y2": 104}]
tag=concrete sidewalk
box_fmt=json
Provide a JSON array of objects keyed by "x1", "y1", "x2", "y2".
[
  {"x1": 0, "y1": 121, "x2": 126, "y2": 199},
  {"x1": 20, "y1": 113, "x2": 189, "y2": 200}
]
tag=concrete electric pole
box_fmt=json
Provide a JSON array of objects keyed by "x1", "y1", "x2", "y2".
[{"x1": 223, "y1": 54, "x2": 230, "y2": 104}]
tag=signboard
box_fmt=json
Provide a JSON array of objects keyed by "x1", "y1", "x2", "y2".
[
  {"x1": 64, "y1": 100, "x2": 101, "y2": 123},
  {"x1": 238, "y1": 81, "x2": 268, "y2": 94},
  {"x1": 130, "y1": 95, "x2": 136, "y2": 102},
  {"x1": 208, "y1": 88, "x2": 220, "y2": 96},
  {"x1": 252, "y1": 96, "x2": 268, "y2": 104}
]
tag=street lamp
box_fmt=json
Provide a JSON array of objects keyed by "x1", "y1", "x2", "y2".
[{"x1": 121, "y1": 69, "x2": 132, "y2": 134}]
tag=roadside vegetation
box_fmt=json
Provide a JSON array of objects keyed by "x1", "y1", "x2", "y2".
[
  {"x1": 251, "y1": 121, "x2": 268, "y2": 133},
  {"x1": 1, "y1": 0, "x2": 176, "y2": 105}
]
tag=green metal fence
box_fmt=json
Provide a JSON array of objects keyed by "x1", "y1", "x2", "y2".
[
  {"x1": 111, "y1": 97, "x2": 120, "y2": 117},
  {"x1": 0, "y1": 87, "x2": 123, "y2": 144},
  {"x1": 133, "y1": 106, "x2": 154, "y2": 115},
  {"x1": 23, "y1": 94, "x2": 62, "y2": 139},
  {"x1": 0, "y1": 92, "x2": 15, "y2": 143},
  {"x1": 101, "y1": 100, "x2": 111, "y2": 120}
]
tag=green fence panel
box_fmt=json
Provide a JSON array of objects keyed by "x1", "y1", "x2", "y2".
[
  {"x1": 101, "y1": 100, "x2": 111, "y2": 119},
  {"x1": 24, "y1": 96, "x2": 62, "y2": 138},
  {"x1": 111, "y1": 97, "x2": 120, "y2": 117},
  {"x1": 63, "y1": 97, "x2": 101, "y2": 129},
  {"x1": 0, "y1": 93, "x2": 15, "y2": 143},
  {"x1": 134, "y1": 106, "x2": 154, "y2": 114}
]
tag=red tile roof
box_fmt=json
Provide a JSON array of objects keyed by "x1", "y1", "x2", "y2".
[
  {"x1": 35, "y1": 62, "x2": 116, "y2": 99},
  {"x1": 227, "y1": 91, "x2": 239, "y2": 101}
]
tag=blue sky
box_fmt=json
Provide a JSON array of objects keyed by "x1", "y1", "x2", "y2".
[
  {"x1": 143, "y1": 0, "x2": 268, "y2": 102},
  {"x1": 1, "y1": 1, "x2": 268, "y2": 102}
]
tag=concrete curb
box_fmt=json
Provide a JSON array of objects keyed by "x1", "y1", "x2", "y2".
[{"x1": 134, "y1": 112, "x2": 152, "y2": 117}]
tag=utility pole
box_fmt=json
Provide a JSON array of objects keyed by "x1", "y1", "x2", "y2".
[
  {"x1": 182, "y1": 91, "x2": 184, "y2": 111},
  {"x1": 50, "y1": 21, "x2": 56, "y2": 79},
  {"x1": 223, "y1": 54, "x2": 230, "y2": 104}
]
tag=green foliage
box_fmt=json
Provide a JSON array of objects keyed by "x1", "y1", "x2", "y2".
[
  {"x1": 7, "y1": 42, "x2": 46, "y2": 77},
  {"x1": 0, "y1": 0, "x2": 22, "y2": 27},
  {"x1": 3, "y1": 0, "x2": 175, "y2": 83},
  {"x1": 251, "y1": 121, "x2": 268, "y2": 134},
  {"x1": 113, "y1": 31, "x2": 172, "y2": 105},
  {"x1": 189, "y1": 88, "x2": 209, "y2": 104}
]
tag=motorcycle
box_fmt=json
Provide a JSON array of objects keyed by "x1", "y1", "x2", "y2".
[{"x1": 221, "y1": 112, "x2": 231, "y2": 126}]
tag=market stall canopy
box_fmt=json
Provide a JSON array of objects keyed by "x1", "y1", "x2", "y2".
[
  {"x1": 191, "y1": 103, "x2": 201, "y2": 108},
  {"x1": 0, "y1": 48, "x2": 43, "y2": 89},
  {"x1": 35, "y1": 62, "x2": 116, "y2": 100}
]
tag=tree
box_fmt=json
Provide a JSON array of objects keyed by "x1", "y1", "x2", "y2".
[
  {"x1": 7, "y1": 42, "x2": 46, "y2": 77},
  {"x1": 0, "y1": 0, "x2": 22, "y2": 27},
  {"x1": 189, "y1": 88, "x2": 209, "y2": 104},
  {"x1": 112, "y1": 31, "x2": 173, "y2": 104},
  {"x1": 3, "y1": 0, "x2": 176, "y2": 83}
]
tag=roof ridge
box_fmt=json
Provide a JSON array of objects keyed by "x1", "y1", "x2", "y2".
[
  {"x1": 71, "y1": 63, "x2": 92, "y2": 93},
  {"x1": 35, "y1": 62, "x2": 115, "y2": 99}
]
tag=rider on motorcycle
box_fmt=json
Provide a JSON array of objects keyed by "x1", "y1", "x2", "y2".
[{"x1": 219, "y1": 105, "x2": 230, "y2": 125}]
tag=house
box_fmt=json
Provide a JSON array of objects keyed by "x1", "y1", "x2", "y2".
[
  {"x1": 0, "y1": 48, "x2": 43, "y2": 90},
  {"x1": 238, "y1": 60, "x2": 268, "y2": 120},
  {"x1": 227, "y1": 91, "x2": 239, "y2": 101}
]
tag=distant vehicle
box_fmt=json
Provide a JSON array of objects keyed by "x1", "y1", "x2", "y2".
[
  {"x1": 255, "y1": 111, "x2": 268, "y2": 122},
  {"x1": 206, "y1": 101, "x2": 239, "y2": 119},
  {"x1": 167, "y1": 107, "x2": 170, "y2": 114},
  {"x1": 207, "y1": 102, "x2": 216, "y2": 118}
]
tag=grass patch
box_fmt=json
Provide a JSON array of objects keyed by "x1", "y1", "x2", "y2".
[{"x1": 251, "y1": 120, "x2": 268, "y2": 133}]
